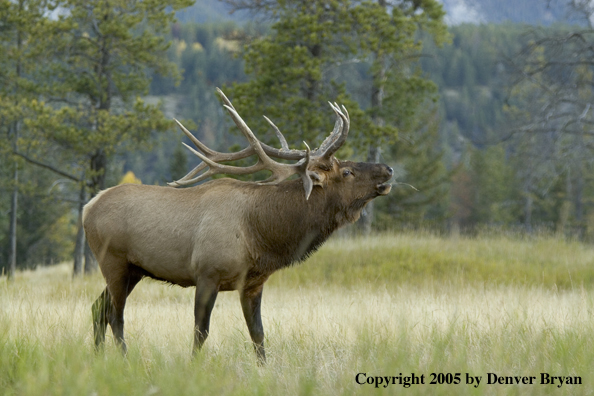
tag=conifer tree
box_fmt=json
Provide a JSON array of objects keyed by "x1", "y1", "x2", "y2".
[
  {"x1": 223, "y1": 0, "x2": 449, "y2": 230},
  {"x1": 0, "y1": 0, "x2": 63, "y2": 278},
  {"x1": 12, "y1": 0, "x2": 192, "y2": 274}
]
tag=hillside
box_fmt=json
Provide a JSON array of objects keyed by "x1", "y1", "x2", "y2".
[
  {"x1": 177, "y1": 0, "x2": 572, "y2": 25},
  {"x1": 441, "y1": 0, "x2": 568, "y2": 24},
  {"x1": 175, "y1": 0, "x2": 248, "y2": 23}
]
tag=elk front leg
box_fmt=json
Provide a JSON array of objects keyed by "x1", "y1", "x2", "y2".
[
  {"x1": 240, "y1": 285, "x2": 266, "y2": 364},
  {"x1": 193, "y1": 280, "x2": 219, "y2": 354}
]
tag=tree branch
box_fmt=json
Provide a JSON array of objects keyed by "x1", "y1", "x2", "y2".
[{"x1": 14, "y1": 151, "x2": 81, "y2": 182}]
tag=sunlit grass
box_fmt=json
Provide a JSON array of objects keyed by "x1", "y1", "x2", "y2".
[{"x1": 2, "y1": 233, "x2": 594, "y2": 395}]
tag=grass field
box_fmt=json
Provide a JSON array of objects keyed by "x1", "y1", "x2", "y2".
[{"x1": 2, "y1": 233, "x2": 594, "y2": 395}]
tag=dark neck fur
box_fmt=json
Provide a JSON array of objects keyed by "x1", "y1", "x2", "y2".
[{"x1": 244, "y1": 179, "x2": 345, "y2": 273}]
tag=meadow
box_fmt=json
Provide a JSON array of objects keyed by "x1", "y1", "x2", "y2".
[{"x1": 1, "y1": 232, "x2": 594, "y2": 395}]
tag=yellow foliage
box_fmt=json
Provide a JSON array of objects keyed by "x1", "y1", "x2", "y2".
[
  {"x1": 175, "y1": 39, "x2": 187, "y2": 57},
  {"x1": 119, "y1": 171, "x2": 142, "y2": 185},
  {"x1": 214, "y1": 37, "x2": 240, "y2": 52}
]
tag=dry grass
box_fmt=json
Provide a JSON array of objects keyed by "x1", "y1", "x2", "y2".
[{"x1": 2, "y1": 234, "x2": 594, "y2": 395}]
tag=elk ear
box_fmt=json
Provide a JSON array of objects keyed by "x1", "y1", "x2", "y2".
[
  {"x1": 301, "y1": 170, "x2": 324, "y2": 200},
  {"x1": 299, "y1": 141, "x2": 326, "y2": 200},
  {"x1": 309, "y1": 170, "x2": 323, "y2": 184}
]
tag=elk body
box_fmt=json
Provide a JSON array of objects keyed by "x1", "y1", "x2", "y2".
[{"x1": 83, "y1": 89, "x2": 392, "y2": 363}]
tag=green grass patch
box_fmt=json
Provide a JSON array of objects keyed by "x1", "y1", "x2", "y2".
[{"x1": 270, "y1": 232, "x2": 594, "y2": 290}]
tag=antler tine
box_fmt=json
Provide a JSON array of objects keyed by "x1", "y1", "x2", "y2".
[
  {"x1": 167, "y1": 162, "x2": 208, "y2": 186},
  {"x1": 332, "y1": 102, "x2": 349, "y2": 131},
  {"x1": 223, "y1": 105, "x2": 275, "y2": 165},
  {"x1": 325, "y1": 102, "x2": 349, "y2": 157},
  {"x1": 314, "y1": 103, "x2": 342, "y2": 154},
  {"x1": 174, "y1": 119, "x2": 257, "y2": 162},
  {"x1": 167, "y1": 165, "x2": 213, "y2": 186},
  {"x1": 313, "y1": 102, "x2": 349, "y2": 159},
  {"x1": 263, "y1": 115, "x2": 289, "y2": 151},
  {"x1": 217, "y1": 87, "x2": 305, "y2": 160},
  {"x1": 216, "y1": 87, "x2": 235, "y2": 110},
  {"x1": 174, "y1": 119, "x2": 218, "y2": 157},
  {"x1": 341, "y1": 104, "x2": 349, "y2": 123},
  {"x1": 257, "y1": 142, "x2": 313, "y2": 198},
  {"x1": 338, "y1": 103, "x2": 350, "y2": 134},
  {"x1": 181, "y1": 141, "x2": 273, "y2": 177},
  {"x1": 223, "y1": 105, "x2": 310, "y2": 182},
  {"x1": 169, "y1": 118, "x2": 261, "y2": 187}
]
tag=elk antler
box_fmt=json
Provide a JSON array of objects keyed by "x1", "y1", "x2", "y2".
[
  {"x1": 169, "y1": 88, "x2": 350, "y2": 200},
  {"x1": 317, "y1": 102, "x2": 350, "y2": 159}
]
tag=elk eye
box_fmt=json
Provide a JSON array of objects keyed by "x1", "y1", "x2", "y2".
[{"x1": 342, "y1": 169, "x2": 352, "y2": 177}]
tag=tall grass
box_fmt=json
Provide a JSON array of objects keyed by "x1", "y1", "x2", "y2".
[
  {"x1": 272, "y1": 232, "x2": 594, "y2": 289},
  {"x1": 2, "y1": 233, "x2": 594, "y2": 395}
]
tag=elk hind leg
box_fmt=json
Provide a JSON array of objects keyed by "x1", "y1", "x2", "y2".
[
  {"x1": 106, "y1": 268, "x2": 143, "y2": 355},
  {"x1": 92, "y1": 288, "x2": 112, "y2": 350},
  {"x1": 240, "y1": 285, "x2": 266, "y2": 365}
]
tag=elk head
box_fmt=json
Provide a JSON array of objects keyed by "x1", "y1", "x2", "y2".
[{"x1": 320, "y1": 159, "x2": 393, "y2": 223}]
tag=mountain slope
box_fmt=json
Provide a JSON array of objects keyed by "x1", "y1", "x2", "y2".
[{"x1": 174, "y1": 0, "x2": 572, "y2": 25}]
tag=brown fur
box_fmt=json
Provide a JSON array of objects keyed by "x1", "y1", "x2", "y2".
[{"x1": 84, "y1": 157, "x2": 392, "y2": 362}]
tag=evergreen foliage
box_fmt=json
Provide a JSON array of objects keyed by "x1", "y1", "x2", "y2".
[
  {"x1": 0, "y1": 0, "x2": 193, "y2": 271},
  {"x1": 37, "y1": 0, "x2": 193, "y2": 195},
  {"x1": 219, "y1": 0, "x2": 450, "y2": 230},
  {"x1": 0, "y1": 0, "x2": 71, "y2": 275}
]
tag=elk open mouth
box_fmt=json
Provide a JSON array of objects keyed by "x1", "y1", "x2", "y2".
[{"x1": 377, "y1": 183, "x2": 392, "y2": 195}]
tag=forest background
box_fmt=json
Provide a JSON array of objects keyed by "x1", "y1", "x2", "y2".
[{"x1": 2, "y1": 0, "x2": 594, "y2": 274}]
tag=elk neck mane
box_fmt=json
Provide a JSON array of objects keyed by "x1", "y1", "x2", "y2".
[{"x1": 224, "y1": 177, "x2": 352, "y2": 273}]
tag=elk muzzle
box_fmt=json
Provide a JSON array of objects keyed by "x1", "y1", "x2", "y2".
[{"x1": 376, "y1": 165, "x2": 393, "y2": 196}]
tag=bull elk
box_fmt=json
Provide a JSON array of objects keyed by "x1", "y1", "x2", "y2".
[{"x1": 83, "y1": 89, "x2": 393, "y2": 363}]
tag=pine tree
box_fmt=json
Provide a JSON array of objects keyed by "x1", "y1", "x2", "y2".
[
  {"x1": 225, "y1": 1, "x2": 365, "y2": 151},
  {"x1": 13, "y1": 0, "x2": 192, "y2": 274},
  {"x1": 0, "y1": 0, "x2": 64, "y2": 278},
  {"x1": 45, "y1": 0, "x2": 193, "y2": 196},
  {"x1": 223, "y1": 0, "x2": 449, "y2": 231},
  {"x1": 374, "y1": 102, "x2": 452, "y2": 229}
]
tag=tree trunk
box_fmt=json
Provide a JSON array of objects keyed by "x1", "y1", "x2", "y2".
[
  {"x1": 358, "y1": 0, "x2": 388, "y2": 235},
  {"x1": 359, "y1": 51, "x2": 386, "y2": 234},
  {"x1": 556, "y1": 170, "x2": 572, "y2": 237},
  {"x1": 7, "y1": 4, "x2": 23, "y2": 280},
  {"x1": 73, "y1": 183, "x2": 86, "y2": 277},
  {"x1": 523, "y1": 188, "x2": 532, "y2": 233},
  {"x1": 90, "y1": 149, "x2": 107, "y2": 194},
  {"x1": 84, "y1": 27, "x2": 110, "y2": 275},
  {"x1": 574, "y1": 159, "x2": 584, "y2": 239},
  {"x1": 84, "y1": 149, "x2": 106, "y2": 274},
  {"x1": 359, "y1": 146, "x2": 382, "y2": 234},
  {"x1": 7, "y1": 162, "x2": 18, "y2": 280},
  {"x1": 574, "y1": 113, "x2": 585, "y2": 239}
]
